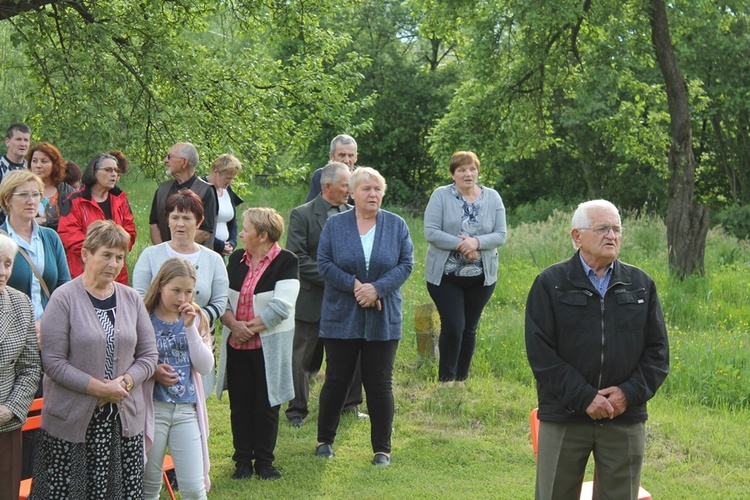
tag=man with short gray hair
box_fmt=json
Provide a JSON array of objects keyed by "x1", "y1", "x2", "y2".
[
  {"x1": 525, "y1": 199, "x2": 669, "y2": 499},
  {"x1": 305, "y1": 134, "x2": 358, "y2": 203},
  {"x1": 286, "y1": 162, "x2": 363, "y2": 427},
  {"x1": 149, "y1": 142, "x2": 217, "y2": 248}
]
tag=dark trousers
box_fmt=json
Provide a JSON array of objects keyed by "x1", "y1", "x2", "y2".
[
  {"x1": 286, "y1": 319, "x2": 362, "y2": 420},
  {"x1": 427, "y1": 274, "x2": 495, "y2": 381},
  {"x1": 227, "y1": 345, "x2": 279, "y2": 467},
  {"x1": 0, "y1": 427, "x2": 22, "y2": 499},
  {"x1": 317, "y1": 338, "x2": 398, "y2": 454},
  {"x1": 536, "y1": 421, "x2": 645, "y2": 500}
]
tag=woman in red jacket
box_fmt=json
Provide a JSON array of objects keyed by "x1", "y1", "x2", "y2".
[{"x1": 58, "y1": 153, "x2": 137, "y2": 285}]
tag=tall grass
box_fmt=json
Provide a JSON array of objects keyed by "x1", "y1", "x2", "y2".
[{"x1": 118, "y1": 175, "x2": 750, "y2": 498}]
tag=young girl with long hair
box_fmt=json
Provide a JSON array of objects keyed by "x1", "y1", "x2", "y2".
[{"x1": 142, "y1": 258, "x2": 213, "y2": 499}]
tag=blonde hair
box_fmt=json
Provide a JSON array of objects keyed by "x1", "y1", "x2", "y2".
[
  {"x1": 0, "y1": 170, "x2": 44, "y2": 213},
  {"x1": 82, "y1": 220, "x2": 130, "y2": 255},
  {"x1": 349, "y1": 166, "x2": 387, "y2": 194},
  {"x1": 211, "y1": 154, "x2": 243, "y2": 176},
  {"x1": 143, "y1": 258, "x2": 212, "y2": 347},
  {"x1": 242, "y1": 207, "x2": 285, "y2": 243}
]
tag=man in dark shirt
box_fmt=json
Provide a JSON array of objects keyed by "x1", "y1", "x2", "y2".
[
  {"x1": 149, "y1": 142, "x2": 216, "y2": 248},
  {"x1": 286, "y1": 162, "x2": 362, "y2": 427},
  {"x1": 0, "y1": 123, "x2": 32, "y2": 226}
]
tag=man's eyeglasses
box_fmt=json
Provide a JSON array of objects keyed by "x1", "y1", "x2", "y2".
[
  {"x1": 98, "y1": 167, "x2": 120, "y2": 174},
  {"x1": 166, "y1": 154, "x2": 185, "y2": 160},
  {"x1": 12, "y1": 191, "x2": 43, "y2": 201},
  {"x1": 580, "y1": 225, "x2": 623, "y2": 236}
]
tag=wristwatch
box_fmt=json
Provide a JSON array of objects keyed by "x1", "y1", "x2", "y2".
[{"x1": 123, "y1": 378, "x2": 133, "y2": 392}]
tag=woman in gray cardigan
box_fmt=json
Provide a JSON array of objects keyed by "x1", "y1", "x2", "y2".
[
  {"x1": 30, "y1": 221, "x2": 157, "y2": 499},
  {"x1": 424, "y1": 151, "x2": 507, "y2": 384}
]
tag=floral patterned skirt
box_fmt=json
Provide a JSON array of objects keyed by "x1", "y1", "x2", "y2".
[{"x1": 29, "y1": 408, "x2": 144, "y2": 499}]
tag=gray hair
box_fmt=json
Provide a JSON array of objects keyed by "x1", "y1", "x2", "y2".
[
  {"x1": 320, "y1": 161, "x2": 350, "y2": 190},
  {"x1": 0, "y1": 233, "x2": 19, "y2": 259},
  {"x1": 178, "y1": 143, "x2": 199, "y2": 171},
  {"x1": 329, "y1": 134, "x2": 357, "y2": 154},
  {"x1": 571, "y1": 199, "x2": 620, "y2": 248},
  {"x1": 81, "y1": 153, "x2": 118, "y2": 187}
]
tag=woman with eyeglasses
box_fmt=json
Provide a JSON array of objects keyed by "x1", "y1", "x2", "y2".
[
  {"x1": 424, "y1": 151, "x2": 507, "y2": 386},
  {"x1": 58, "y1": 153, "x2": 137, "y2": 285},
  {"x1": 0, "y1": 170, "x2": 71, "y2": 333},
  {"x1": 0, "y1": 170, "x2": 70, "y2": 481},
  {"x1": 27, "y1": 142, "x2": 75, "y2": 232}
]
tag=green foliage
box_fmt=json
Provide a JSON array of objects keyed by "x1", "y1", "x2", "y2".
[
  {"x1": 298, "y1": 0, "x2": 460, "y2": 206},
  {"x1": 713, "y1": 203, "x2": 750, "y2": 241},
  {"x1": 119, "y1": 178, "x2": 750, "y2": 497},
  {"x1": 0, "y1": 1, "x2": 368, "y2": 183}
]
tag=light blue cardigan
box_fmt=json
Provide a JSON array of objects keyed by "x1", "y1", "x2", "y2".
[
  {"x1": 318, "y1": 208, "x2": 413, "y2": 341},
  {"x1": 423, "y1": 184, "x2": 507, "y2": 286}
]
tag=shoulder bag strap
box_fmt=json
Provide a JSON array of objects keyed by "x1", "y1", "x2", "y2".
[{"x1": 0, "y1": 228, "x2": 51, "y2": 299}]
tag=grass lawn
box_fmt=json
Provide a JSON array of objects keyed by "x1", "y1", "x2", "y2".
[{"x1": 120, "y1": 173, "x2": 750, "y2": 499}]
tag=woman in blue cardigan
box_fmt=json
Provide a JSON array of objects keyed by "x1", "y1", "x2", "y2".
[
  {"x1": 424, "y1": 151, "x2": 507, "y2": 384},
  {"x1": 315, "y1": 167, "x2": 413, "y2": 466}
]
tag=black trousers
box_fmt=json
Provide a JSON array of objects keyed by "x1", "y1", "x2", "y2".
[
  {"x1": 285, "y1": 319, "x2": 363, "y2": 420},
  {"x1": 427, "y1": 274, "x2": 495, "y2": 381},
  {"x1": 227, "y1": 345, "x2": 279, "y2": 467},
  {"x1": 317, "y1": 338, "x2": 398, "y2": 454}
]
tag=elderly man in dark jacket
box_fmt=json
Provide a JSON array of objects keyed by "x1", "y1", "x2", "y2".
[{"x1": 525, "y1": 199, "x2": 669, "y2": 500}]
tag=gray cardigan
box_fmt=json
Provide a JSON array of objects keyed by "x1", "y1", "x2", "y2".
[
  {"x1": 40, "y1": 278, "x2": 158, "y2": 442},
  {"x1": 424, "y1": 184, "x2": 507, "y2": 286}
]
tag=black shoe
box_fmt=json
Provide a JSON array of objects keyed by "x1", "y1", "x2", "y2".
[
  {"x1": 372, "y1": 453, "x2": 391, "y2": 466},
  {"x1": 255, "y1": 463, "x2": 281, "y2": 481},
  {"x1": 315, "y1": 443, "x2": 334, "y2": 459},
  {"x1": 231, "y1": 462, "x2": 254, "y2": 480},
  {"x1": 288, "y1": 416, "x2": 304, "y2": 428}
]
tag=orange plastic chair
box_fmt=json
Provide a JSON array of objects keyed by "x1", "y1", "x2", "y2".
[
  {"x1": 529, "y1": 408, "x2": 653, "y2": 500},
  {"x1": 18, "y1": 398, "x2": 43, "y2": 500}
]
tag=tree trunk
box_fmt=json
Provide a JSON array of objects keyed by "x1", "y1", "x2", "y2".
[
  {"x1": 0, "y1": 0, "x2": 54, "y2": 21},
  {"x1": 649, "y1": 0, "x2": 710, "y2": 278}
]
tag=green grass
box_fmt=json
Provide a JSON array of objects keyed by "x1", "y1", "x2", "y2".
[{"x1": 119, "y1": 174, "x2": 750, "y2": 499}]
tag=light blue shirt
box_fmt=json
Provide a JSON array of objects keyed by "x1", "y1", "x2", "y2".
[
  {"x1": 7, "y1": 221, "x2": 45, "y2": 319},
  {"x1": 579, "y1": 253, "x2": 613, "y2": 297},
  {"x1": 360, "y1": 224, "x2": 376, "y2": 272}
]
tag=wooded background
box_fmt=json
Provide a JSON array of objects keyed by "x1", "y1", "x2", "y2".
[{"x1": 2, "y1": 0, "x2": 749, "y2": 275}]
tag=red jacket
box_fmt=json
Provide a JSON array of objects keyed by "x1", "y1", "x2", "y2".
[{"x1": 58, "y1": 185, "x2": 137, "y2": 285}]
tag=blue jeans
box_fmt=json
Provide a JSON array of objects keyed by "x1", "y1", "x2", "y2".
[{"x1": 144, "y1": 402, "x2": 206, "y2": 500}]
